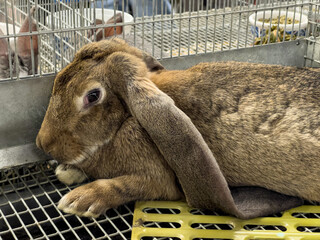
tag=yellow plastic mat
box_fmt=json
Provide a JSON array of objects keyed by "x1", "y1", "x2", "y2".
[{"x1": 132, "y1": 201, "x2": 320, "y2": 240}]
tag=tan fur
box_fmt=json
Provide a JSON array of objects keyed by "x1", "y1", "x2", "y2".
[{"x1": 37, "y1": 38, "x2": 320, "y2": 217}]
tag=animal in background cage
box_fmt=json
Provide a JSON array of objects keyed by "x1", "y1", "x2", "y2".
[
  {"x1": 37, "y1": 38, "x2": 320, "y2": 220},
  {"x1": 88, "y1": 13, "x2": 124, "y2": 41},
  {"x1": 0, "y1": 0, "x2": 313, "y2": 80},
  {"x1": 0, "y1": 7, "x2": 38, "y2": 79},
  {"x1": 89, "y1": 12, "x2": 169, "y2": 58}
]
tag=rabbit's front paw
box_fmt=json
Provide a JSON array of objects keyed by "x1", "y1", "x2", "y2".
[
  {"x1": 58, "y1": 181, "x2": 109, "y2": 218},
  {"x1": 55, "y1": 164, "x2": 87, "y2": 185}
]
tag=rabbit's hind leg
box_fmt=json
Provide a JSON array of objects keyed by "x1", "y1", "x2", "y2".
[{"x1": 55, "y1": 164, "x2": 87, "y2": 186}]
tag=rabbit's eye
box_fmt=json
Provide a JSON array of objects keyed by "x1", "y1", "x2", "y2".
[{"x1": 84, "y1": 89, "x2": 101, "y2": 107}]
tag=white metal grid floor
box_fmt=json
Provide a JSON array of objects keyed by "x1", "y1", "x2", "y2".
[{"x1": 0, "y1": 161, "x2": 134, "y2": 240}]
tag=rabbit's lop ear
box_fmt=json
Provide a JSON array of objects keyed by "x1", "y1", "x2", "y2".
[
  {"x1": 106, "y1": 51, "x2": 302, "y2": 219},
  {"x1": 17, "y1": 6, "x2": 38, "y2": 74},
  {"x1": 106, "y1": 52, "x2": 240, "y2": 216}
]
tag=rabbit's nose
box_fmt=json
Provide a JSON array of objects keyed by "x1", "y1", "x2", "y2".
[
  {"x1": 36, "y1": 135, "x2": 42, "y2": 150},
  {"x1": 36, "y1": 132, "x2": 54, "y2": 154}
]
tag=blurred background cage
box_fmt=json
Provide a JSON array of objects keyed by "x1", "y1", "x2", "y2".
[
  {"x1": 0, "y1": 0, "x2": 319, "y2": 81},
  {"x1": 1, "y1": 0, "x2": 320, "y2": 240}
]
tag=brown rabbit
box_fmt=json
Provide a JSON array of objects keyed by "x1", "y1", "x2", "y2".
[
  {"x1": 37, "y1": 38, "x2": 320, "y2": 219},
  {"x1": 87, "y1": 13, "x2": 123, "y2": 41},
  {"x1": 88, "y1": 13, "x2": 169, "y2": 59}
]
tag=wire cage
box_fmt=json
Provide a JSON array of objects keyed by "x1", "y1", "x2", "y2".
[
  {"x1": 0, "y1": 0, "x2": 318, "y2": 81},
  {"x1": 305, "y1": 1, "x2": 320, "y2": 67},
  {"x1": 1, "y1": 0, "x2": 320, "y2": 240}
]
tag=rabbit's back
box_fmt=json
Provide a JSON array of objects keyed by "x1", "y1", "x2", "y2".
[{"x1": 151, "y1": 62, "x2": 320, "y2": 201}]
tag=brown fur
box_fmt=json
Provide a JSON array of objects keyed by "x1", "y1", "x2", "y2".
[
  {"x1": 152, "y1": 63, "x2": 320, "y2": 201},
  {"x1": 88, "y1": 13, "x2": 123, "y2": 41},
  {"x1": 37, "y1": 38, "x2": 320, "y2": 218}
]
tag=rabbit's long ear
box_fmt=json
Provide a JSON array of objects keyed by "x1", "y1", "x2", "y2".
[
  {"x1": 106, "y1": 51, "x2": 240, "y2": 216},
  {"x1": 17, "y1": 7, "x2": 38, "y2": 74},
  {"x1": 107, "y1": 52, "x2": 302, "y2": 219}
]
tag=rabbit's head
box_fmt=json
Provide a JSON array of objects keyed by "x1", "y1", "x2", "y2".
[
  {"x1": 0, "y1": 7, "x2": 38, "y2": 79},
  {"x1": 36, "y1": 38, "x2": 164, "y2": 164}
]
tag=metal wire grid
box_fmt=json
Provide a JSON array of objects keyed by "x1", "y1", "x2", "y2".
[
  {"x1": 133, "y1": 8, "x2": 262, "y2": 57},
  {"x1": 305, "y1": 2, "x2": 320, "y2": 67},
  {"x1": 0, "y1": 161, "x2": 134, "y2": 240},
  {"x1": 1, "y1": 0, "x2": 94, "y2": 76},
  {"x1": 0, "y1": 0, "x2": 315, "y2": 81},
  {"x1": 133, "y1": 2, "x2": 312, "y2": 58},
  {"x1": 38, "y1": 0, "x2": 315, "y2": 62}
]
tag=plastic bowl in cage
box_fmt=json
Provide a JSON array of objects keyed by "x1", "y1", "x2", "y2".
[
  {"x1": 249, "y1": 11, "x2": 308, "y2": 38},
  {"x1": 45, "y1": 9, "x2": 133, "y2": 62}
]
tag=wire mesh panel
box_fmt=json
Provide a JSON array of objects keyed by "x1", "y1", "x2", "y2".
[
  {"x1": 0, "y1": 161, "x2": 134, "y2": 240},
  {"x1": 0, "y1": 0, "x2": 316, "y2": 81},
  {"x1": 305, "y1": 2, "x2": 320, "y2": 67}
]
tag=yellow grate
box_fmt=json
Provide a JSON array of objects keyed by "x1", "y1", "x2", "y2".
[{"x1": 132, "y1": 201, "x2": 320, "y2": 240}]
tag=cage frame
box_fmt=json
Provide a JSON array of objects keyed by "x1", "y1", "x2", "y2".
[{"x1": 1, "y1": 0, "x2": 320, "y2": 239}]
